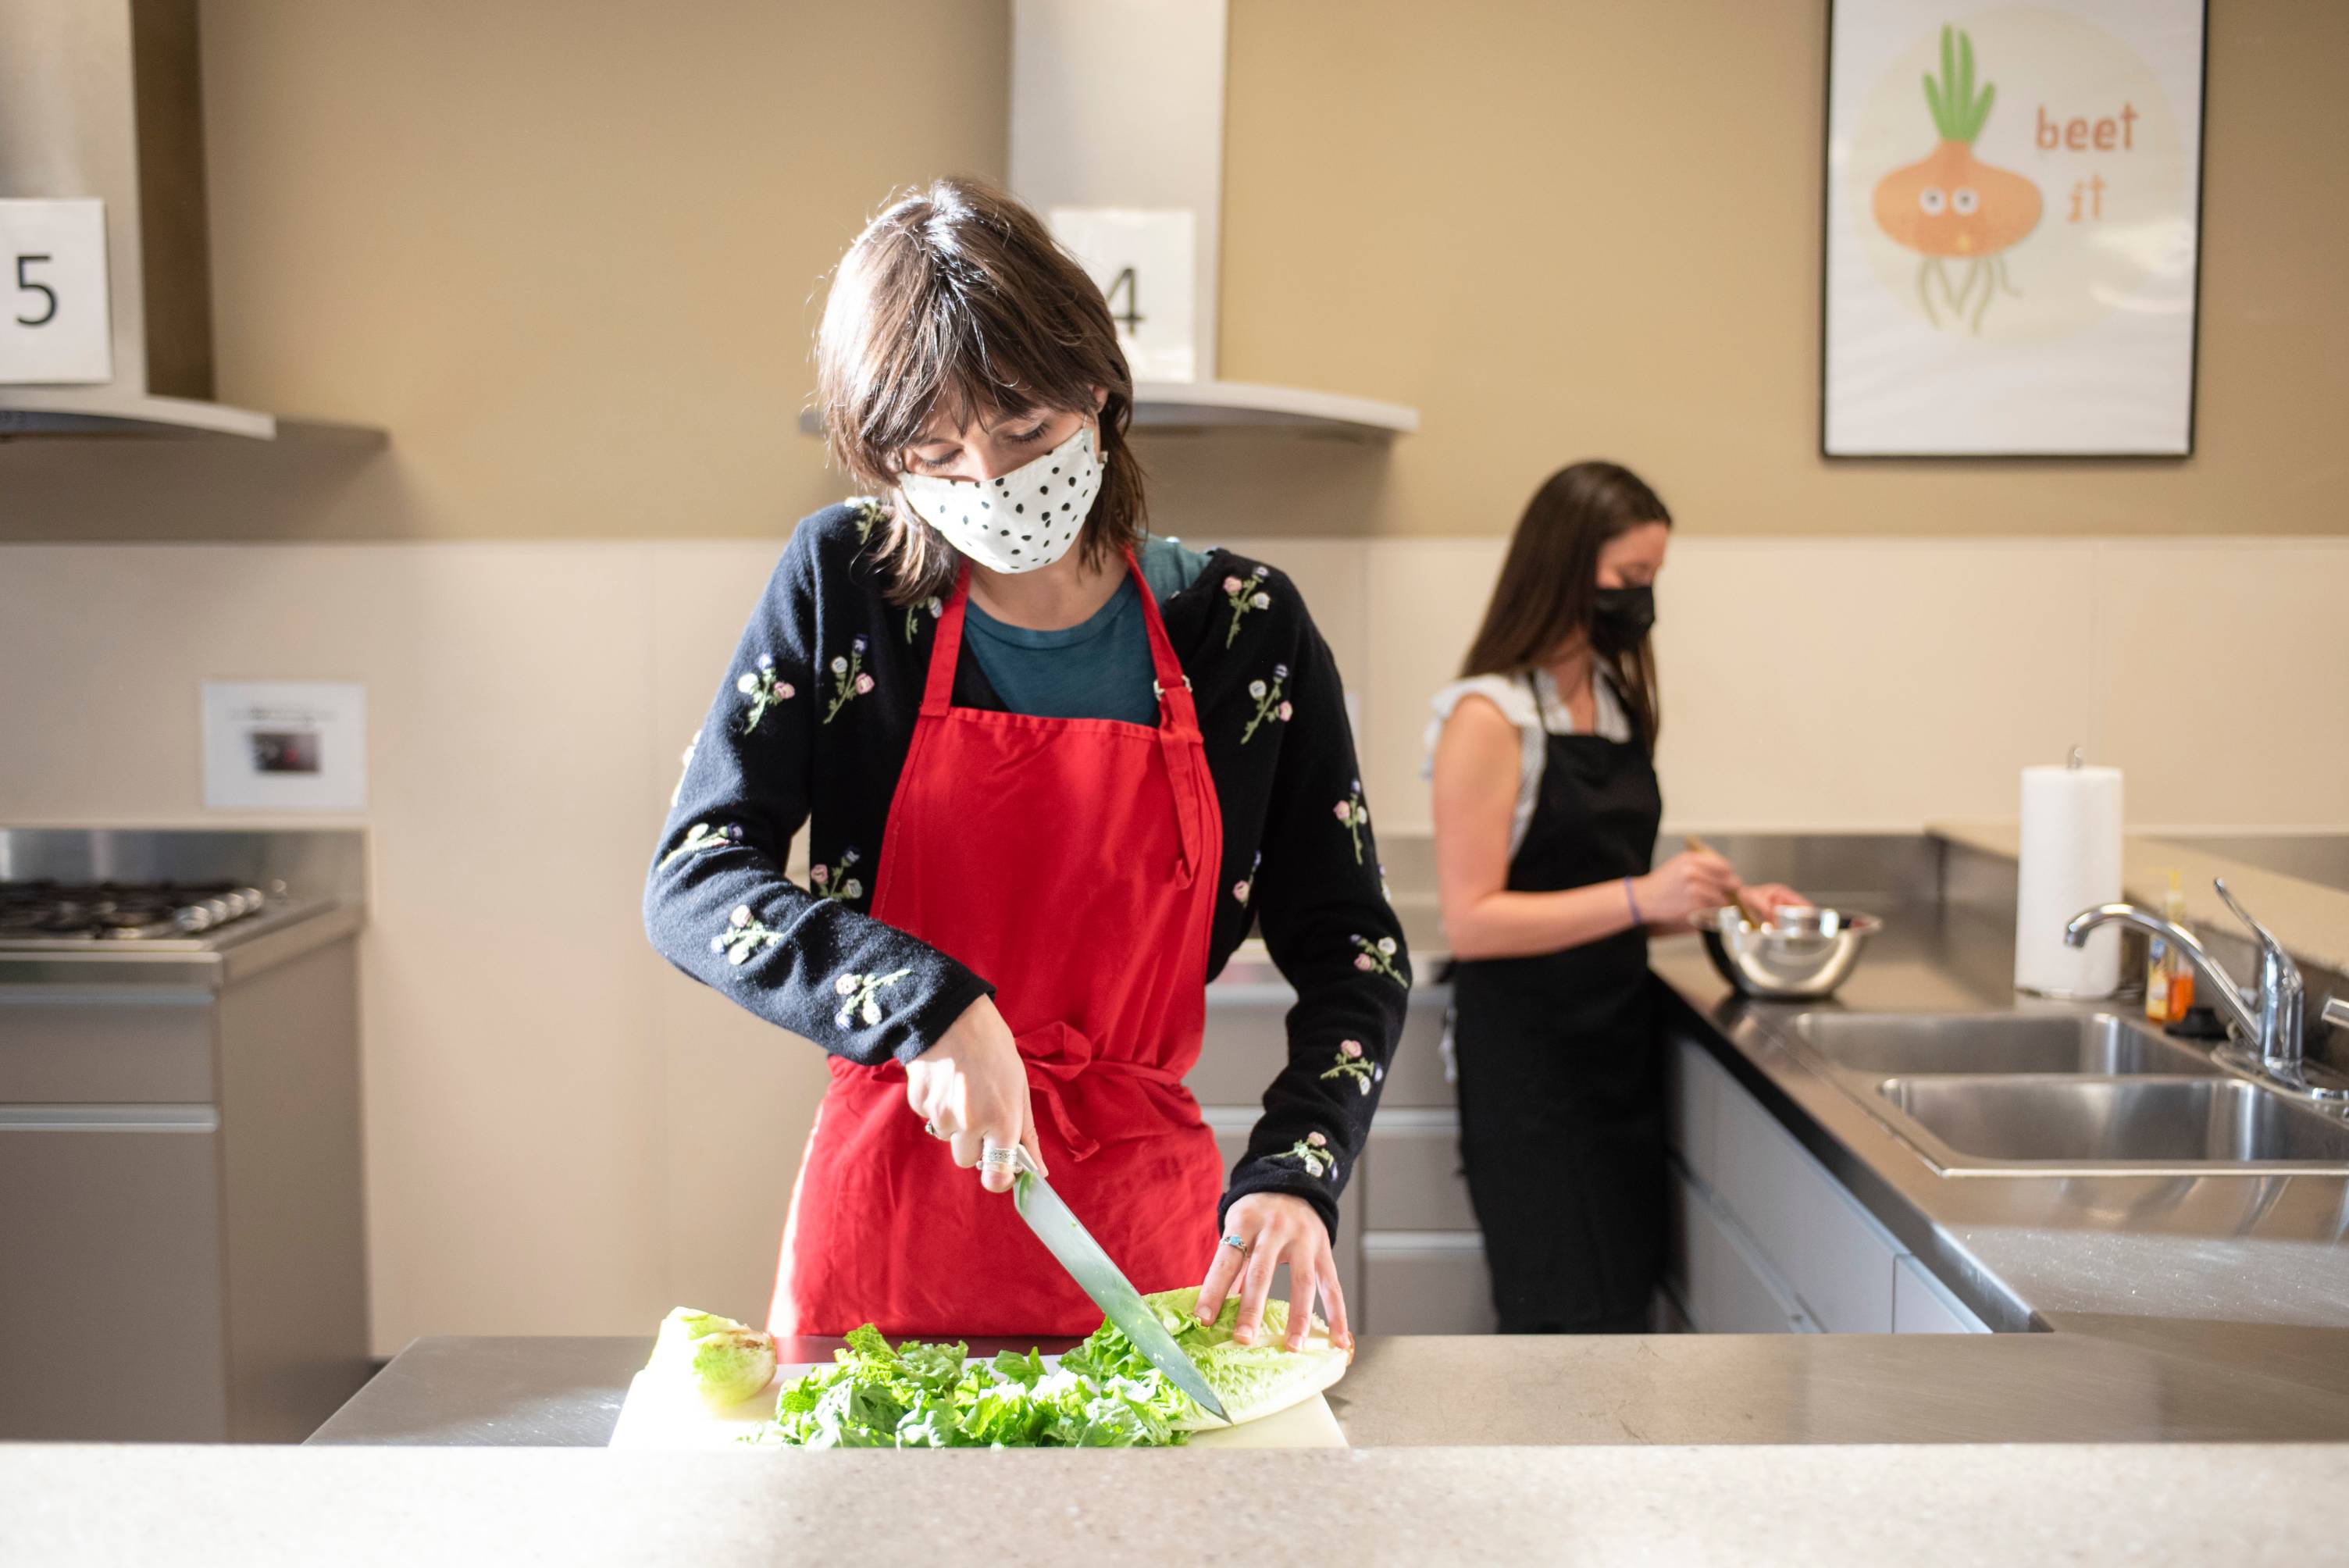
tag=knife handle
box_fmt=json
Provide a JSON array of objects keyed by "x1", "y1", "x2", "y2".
[{"x1": 981, "y1": 1142, "x2": 1043, "y2": 1178}]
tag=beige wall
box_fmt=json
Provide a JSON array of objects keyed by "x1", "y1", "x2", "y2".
[
  {"x1": 6, "y1": 0, "x2": 2347, "y2": 540},
  {"x1": 2, "y1": 0, "x2": 1011, "y2": 540},
  {"x1": 1216, "y1": 0, "x2": 2349, "y2": 540}
]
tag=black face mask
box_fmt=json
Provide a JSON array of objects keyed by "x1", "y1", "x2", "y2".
[{"x1": 1590, "y1": 585, "x2": 1656, "y2": 651}]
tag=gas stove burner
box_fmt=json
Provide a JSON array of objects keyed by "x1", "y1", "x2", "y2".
[{"x1": 0, "y1": 879, "x2": 274, "y2": 943}]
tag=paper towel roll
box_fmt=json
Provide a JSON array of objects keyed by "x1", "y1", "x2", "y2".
[{"x1": 2013, "y1": 762, "x2": 2124, "y2": 996}]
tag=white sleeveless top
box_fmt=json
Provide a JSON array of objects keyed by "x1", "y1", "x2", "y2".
[{"x1": 1422, "y1": 666, "x2": 1633, "y2": 860}]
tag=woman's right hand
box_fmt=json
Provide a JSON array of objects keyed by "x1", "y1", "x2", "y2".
[
  {"x1": 904, "y1": 996, "x2": 1046, "y2": 1193},
  {"x1": 1634, "y1": 850, "x2": 1741, "y2": 926}
]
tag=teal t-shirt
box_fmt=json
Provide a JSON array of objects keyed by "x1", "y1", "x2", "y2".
[{"x1": 962, "y1": 536, "x2": 1210, "y2": 724}]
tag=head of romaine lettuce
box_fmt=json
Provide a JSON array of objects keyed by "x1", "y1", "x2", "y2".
[
  {"x1": 647, "y1": 1306, "x2": 779, "y2": 1410},
  {"x1": 1064, "y1": 1287, "x2": 1350, "y2": 1430}
]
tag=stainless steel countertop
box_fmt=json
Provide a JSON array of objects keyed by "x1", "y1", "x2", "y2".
[
  {"x1": 311, "y1": 898, "x2": 2349, "y2": 1449},
  {"x1": 1647, "y1": 904, "x2": 2349, "y2": 1345},
  {"x1": 0, "y1": 900, "x2": 366, "y2": 989}
]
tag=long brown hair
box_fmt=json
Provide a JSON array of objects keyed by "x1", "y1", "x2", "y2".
[
  {"x1": 813, "y1": 176, "x2": 1148, "y2": 604},
  {"x1": 1457, "y1": 460, "x2": 1671, "y2": 750}
]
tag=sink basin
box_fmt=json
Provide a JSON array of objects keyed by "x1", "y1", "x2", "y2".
[
  {"x1": 1791, "y1": 1012, "x2": 2219, "y2": 1078},
  {"x1": 1877, "y1": 1076, "x2": 2349, "y2": 1174}
]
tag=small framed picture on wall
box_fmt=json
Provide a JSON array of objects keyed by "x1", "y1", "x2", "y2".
[{"x1": 1820, "y1": 0, "x2": 2208, "y2": 456}]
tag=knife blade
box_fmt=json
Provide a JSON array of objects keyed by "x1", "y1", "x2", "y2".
[{"x1": 1007, "y1": 1148, "x2": 1229, "y2": 1424}]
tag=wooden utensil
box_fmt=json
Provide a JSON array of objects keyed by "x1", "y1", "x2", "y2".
[{"x1": 1684, "y1": 834, "x2": 1772, "y2": 928}]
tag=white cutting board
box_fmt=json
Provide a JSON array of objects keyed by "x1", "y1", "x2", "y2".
[{"x1": 609, "y1": 1360, "x2": 1346, "y2": 1449}]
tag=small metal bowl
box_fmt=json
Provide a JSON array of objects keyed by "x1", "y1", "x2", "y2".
[{"x1": 1698, "y1": 906, "x2": 1881, "y2": 1000}]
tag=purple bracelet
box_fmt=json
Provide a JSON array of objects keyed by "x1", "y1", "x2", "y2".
[{"x1": 1623, "y1": 876, "x2": 1644, "y2": 925}]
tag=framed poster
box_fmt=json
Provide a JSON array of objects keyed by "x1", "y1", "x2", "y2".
[{"x1": 1822, "y1": 1, "x2": 2207, "y2": 456}]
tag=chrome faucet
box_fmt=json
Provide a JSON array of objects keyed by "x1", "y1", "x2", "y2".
[{"x1": 2066, "y1": 878, "x2": 2344, "y2": 1107}]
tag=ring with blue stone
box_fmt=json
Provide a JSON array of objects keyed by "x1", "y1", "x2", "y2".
[{"x1": 1219, "y1": 1231, "x2": 1249, "y2": 1253}]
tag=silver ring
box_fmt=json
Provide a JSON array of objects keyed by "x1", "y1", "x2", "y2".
[
  {"x1": 924, "y1": 1119, "x2": 944, "y2": 1139},
  {"x1": 979, "y1": 1145, "x2": 1020, "y2": 1171},
  {"x1": 1220, "y1": 1232, "x2": 1249, "y2": 1253}
]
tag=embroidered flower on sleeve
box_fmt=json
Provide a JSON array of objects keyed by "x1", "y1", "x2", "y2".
[
  {"x1": 1240, "y1": 662, "x2": 1291, "y2": 745},
  {"x1": 1273, "y1": 1129, "x2": 1333, "y2": 1178},
  {"x1": 1333, "y1": 779, "x2": 1369, "y2": 862},
  {"x1": 1232, "y1": 850, "x2": 1263, "y2": 908},
  {"x1": 809, "y1": 846, "x2": 865, "y2": 904},
  {"x1": 904, "y1": 596, "x2": 943, "y2": 643},
  {"x1": 831, "y1": 967, "x2": 913, "y2": 1030},
  {"x1": 1318, "y1": 1039, "x2": 1383, "y2": 1097},
  {"x1": 670, "y1": 731, "x2": 700, "y2": 809},
  {"x1": 736, "y1": 654, "x2": 797, "y2": 736},
  {"x1": 1351, "y1": 933, "x2": 1406, "y2": 987},
  {"x1": 822, "y1": 635, "x2": 872, "y2": 725},
  {"x1": 661, "y1": 821, "x2": 743, "y2": 869},
  {"x1": 1223, "y1": 565, "x2": 1271, "y2": 648},
  {"x1": 711, "y1": 903, "x2": 785, "y2": 968},
  {"x1": 849, "y1": 495, "x2": 887, "y2": 544}
]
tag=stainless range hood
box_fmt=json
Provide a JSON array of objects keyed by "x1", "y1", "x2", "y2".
[
  {"x1": 0, "y1": 0, "x2": 371, "y2": 440},
  {"x1": 1009, "y1": 0, "x2": 1417, "y2": 442}
]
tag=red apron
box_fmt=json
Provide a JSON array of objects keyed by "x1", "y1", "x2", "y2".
[{"x1": 769, "y1": 547, "x2": 1228, "y2": 1338}]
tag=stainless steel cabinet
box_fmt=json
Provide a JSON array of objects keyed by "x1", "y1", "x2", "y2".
[
  {"x1": 1666, "y1": 1033, "x2": 1988, "y2": 1335},
  {"x1": 0, "y1": 1107, "x2": 230, "y2": 1438},
  {"x1": 0, "y1": 935, "x2": 371, "y2": 1441},
  {"x1": 1200, "y1": 971, "x2": 1492, "y2": 1332}
]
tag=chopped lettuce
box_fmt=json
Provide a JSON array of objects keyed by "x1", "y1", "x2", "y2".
[
  {"x1": 744, "y1": 1289, "x2": 1348, "y2": 1449},
  {"x1": 1066, "y1": 1286, "x2": 1349, "y2": 1430}
]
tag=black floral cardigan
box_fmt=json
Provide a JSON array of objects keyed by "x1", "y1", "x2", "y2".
[{"x1": 642, "y1": 499, "x2": 1410, "y2": 1235}]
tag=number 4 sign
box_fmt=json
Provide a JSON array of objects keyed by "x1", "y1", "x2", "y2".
[
  {"x1": 0, "y1": 199, "x2": 113, "y2": 385},
  {"x1": 1048, "y1": 208, "x2": 1197, "y2": 383}
]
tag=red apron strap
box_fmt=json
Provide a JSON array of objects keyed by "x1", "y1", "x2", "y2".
[
  {"x1": 920, "y1": 562, "x2": 974, "y2": 718},
  {"x1": 1126, "y1": 548, "x2": 1207, "y2": 889}
]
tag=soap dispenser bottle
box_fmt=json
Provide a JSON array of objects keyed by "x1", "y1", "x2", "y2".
[{"x1": 2144, "y1": 870, "x2": 2195, "y2": 1025}]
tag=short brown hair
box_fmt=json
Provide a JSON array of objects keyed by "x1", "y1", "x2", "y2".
[
  {"x1": 1458, "y1": 461, "x2": 1671, "y2": 751},
  {"x1": 814, "y1": 176, "x2": 1148, "y2": 604}
]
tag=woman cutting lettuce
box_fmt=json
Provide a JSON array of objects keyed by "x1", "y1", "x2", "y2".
[{"x1": 643, "y1": 178, "x2": 1406, "y2": 1349}]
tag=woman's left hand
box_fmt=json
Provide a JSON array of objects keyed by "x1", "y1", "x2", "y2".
[
  {"x1": 1742, "y1": 882, "x2": 1812, "y2": 917},
  {"x1": 1195, "y1": 1192, "x2": 1353, "y2": 1352}
]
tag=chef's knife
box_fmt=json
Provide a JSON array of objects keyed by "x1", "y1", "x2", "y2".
[{"x1": 1005, "y1": 1147, "x2": 1229, "y2": 1424}]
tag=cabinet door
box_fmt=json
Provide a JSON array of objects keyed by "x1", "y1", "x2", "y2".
[
  {"x1": 0, "y1": 988, "x2": 216, "y2": 1103},
  {"x1": 1197, "y1": 985, "x2": 1454, "y2": 1109},
  {"x1": 1359, "y1": 1234, "x2": 1497, "y2": 1334},
  {"x1": 0, "y1": 1108, "x2": 228, "y2": 1439},
  {"x1": 1669, "y1": 1168, "x2": 1813, "y2": 1335},
  {"x1": 1360, "y1": 1110, "x2": 1477, "y2": 1231},
  {"x1": 1668, "y1": 1034, "x2": 1727, "y2": 1192},
  {"x1": 1893, "y1": 1254, "x2": 1990, "y2": 1333},
  {"x1": 1713, "y1": 1071, "x2": 1899, "y2": 1333}
]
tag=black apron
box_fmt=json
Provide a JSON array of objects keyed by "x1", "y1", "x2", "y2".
[{"x1": 1449, "y1": 672, "x2": 1664, "y2": 1333}]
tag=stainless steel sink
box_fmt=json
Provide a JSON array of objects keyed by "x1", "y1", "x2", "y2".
[
  {"x1": 1875, "y1": 1076, "x2": 2349, "y2": 1175},
  {"x1": 1791, "y1": 1011, "x2": 2219, "y2": 1078}
]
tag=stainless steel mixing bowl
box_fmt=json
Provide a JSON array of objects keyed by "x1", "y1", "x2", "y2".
[{"x1": 1697, "y1": 906, "x2": 1881, "y2": 1000}]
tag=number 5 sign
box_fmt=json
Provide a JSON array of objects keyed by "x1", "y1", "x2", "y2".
[{"x1": 0, "y1": 199, "x2": 113, "y2": 385}]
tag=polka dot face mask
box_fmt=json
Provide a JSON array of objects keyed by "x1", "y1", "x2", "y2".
[{"x1": 894, "y1": 422, "x2": 1105, "y2": 575}]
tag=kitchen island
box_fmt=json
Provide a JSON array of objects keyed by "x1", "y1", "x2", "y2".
[{"x1": 4, "y1": 1439, "x2": 2339, "y2": 1565}]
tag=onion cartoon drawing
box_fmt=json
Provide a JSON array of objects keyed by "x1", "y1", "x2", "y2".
[{"x1": 1873, "y1": 25, "x2": 2042, "y2": 332}]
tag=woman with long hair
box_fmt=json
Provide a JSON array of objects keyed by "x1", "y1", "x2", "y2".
[
  {"x1": 643, "y1": 178, "x2": 1406, "y2": 1350},
  {"x1": 1427, "y1": 461, "x2": 1801, "y2": 1333}
]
